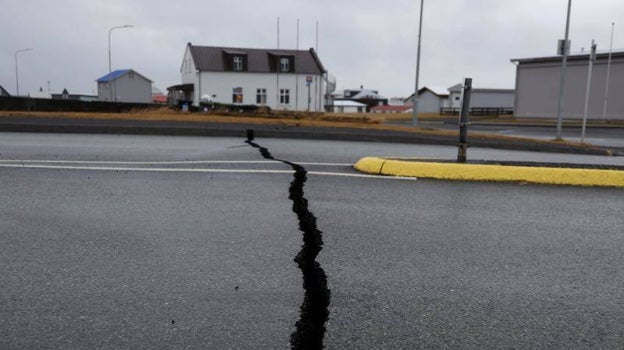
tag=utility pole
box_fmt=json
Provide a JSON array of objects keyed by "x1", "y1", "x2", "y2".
[
  {"x1": 15, "y1": 48, "x2": 33, "y2": 96},
  {"x1": 581, "y1": 41, "x2": 597, "y2": 143},
  {"x1": 602, "y1": 21, "x2": 615, "y2": 119},
  {"x1": 108, "y1": 25, "x2": 133, "y2": 73},
  {"x1": 555, "y1": 0, "x2": 572, "y2": 140},
  {"x1": 411, "y1": 0, "x2": 424, "y2": 126},
  {"x1": 276, "y1": 17, "x2": 280, "y2": 108},
  {"x1": 296, "y1": 19, "x2": 300, "y2": 111}
]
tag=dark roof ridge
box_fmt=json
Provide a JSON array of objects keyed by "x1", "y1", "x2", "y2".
[{"x1": 188, "y1": 44, "x2": 325, "y2": 74}]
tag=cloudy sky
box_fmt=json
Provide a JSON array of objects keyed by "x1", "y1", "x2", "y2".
[{"x1": 1, "y1": 0, "x2": 623, "y2": 98}]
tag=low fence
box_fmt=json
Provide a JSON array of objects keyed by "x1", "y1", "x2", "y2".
[
  {"x1": 440, "y1": 107, "x2": 514, "y2": 116},
  {"x1": 0, "y1": 96, "x2": 159, "y2": 113}
]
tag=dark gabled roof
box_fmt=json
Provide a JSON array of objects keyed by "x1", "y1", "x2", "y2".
[
  {"x1": 0, "y1": 84, "x2": 10, "y2": 97},
  {"x1": 405, "y1": 86, "x2": 449, "y2": 101},
  {"x1": 511, "y1": 51, "x2": 624, "y2": 64},
  {"x1": 96, "y1": 69, "x2": 153, "y2": 83},
  {"x1": 188, "y1": 44, "x2": 326, "y2": 74}
]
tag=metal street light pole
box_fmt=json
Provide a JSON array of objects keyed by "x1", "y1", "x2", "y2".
[
  {"x1": 108, "y1": 25, "x2": 134, "y2": 73},
  {"x1": 15, "y1": 48, "x2": 33, "y2": 96},
  {"x1": 602, "y1": 21, "x2": 615, "y2": 119},
  {"x1": 581, "y1": 40, "x2": 596, "y2": 143},
  {"x1": 412, "y1": 0, "x2": 424, "y2": 126},
  {"x1": 555, "y1": 0, "x2": 572, "y2": 140}
]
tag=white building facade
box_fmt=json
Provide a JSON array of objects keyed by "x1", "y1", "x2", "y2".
[
  {"x1": 405, "y1": 87, "x2": 450, "y2": 113},
  {"x1": 180, "y1": 44, "x2": 326, "y2": 112},
  {"x1": 97, "y1": 69, "x2": 152, "y2": 103},
  {"x1": 512, "y1": 52, "x2": 624, "y2": 119},
  {"x1": 448, "y1": 84, "x2": 514, "y2": 109}
]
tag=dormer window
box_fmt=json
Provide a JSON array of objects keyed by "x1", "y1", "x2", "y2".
[
  {"x1": 280, "y1": 57, "x2": 290, "y2": 72},
  {"x1": 233, "y1": 56, "x2": 243, "y2": 71}
]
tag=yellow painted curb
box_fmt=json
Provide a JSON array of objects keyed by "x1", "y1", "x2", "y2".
[{"x1": 354, "y1": 157, "x2": 624, "y2": 188}]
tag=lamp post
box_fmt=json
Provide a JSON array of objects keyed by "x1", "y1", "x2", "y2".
[
  {"x1": 15, "y1": 48, "x2": 33, "y2": 96},
  {"x1": 108, "y1": 25, "x2": 134, "y2": 73},
  {"x1": 602, "y1": 21, "x2": 615, "y2": 119},
  {"x1": 412, "y1": 0, "x2": 424, "y2": 126},
  {"x1": 555, "y1": 0, "x2": 572, "y2": 140}
]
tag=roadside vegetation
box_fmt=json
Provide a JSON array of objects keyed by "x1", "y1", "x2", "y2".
[{"x1": 0, "y1": 108, "x2": 619, "y2": 150}]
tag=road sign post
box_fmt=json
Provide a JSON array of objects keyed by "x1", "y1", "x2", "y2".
[
  {"x1": 306, "y1": 75, "x2": 312, "y2": 111},
  {"x1": 457, "y1": 78, "x2": 472, "y2": 163}
]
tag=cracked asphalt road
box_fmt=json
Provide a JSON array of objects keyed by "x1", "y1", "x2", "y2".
[{"x1": 1, "y1": 132, "x2": 623, "y2": 349}]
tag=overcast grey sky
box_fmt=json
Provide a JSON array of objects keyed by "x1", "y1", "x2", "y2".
[{"x1": 2, "y1": 0, "x2": 623, "y2": 98}]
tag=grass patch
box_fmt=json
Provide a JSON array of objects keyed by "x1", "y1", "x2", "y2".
[{"x1": 0, "y1": 108, "x2": 608, "y2": 149}]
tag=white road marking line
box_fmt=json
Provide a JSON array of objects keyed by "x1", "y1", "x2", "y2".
[
  {"x1": 0, "y1": 159, "x2": 353, "y2": 167},
  {"x1": 0, "y1": 164, "x2": 292, "y2": 174},
  {"x1": 0, "y1": 164, "x2": 415, "y2": 180}
]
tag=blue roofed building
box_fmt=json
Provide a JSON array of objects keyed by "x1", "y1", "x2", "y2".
[{"x1": 97, "y1": 69, "x2": 152, "y2": 103}]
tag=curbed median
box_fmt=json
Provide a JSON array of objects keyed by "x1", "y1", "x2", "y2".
[{"x1": 354, "y1": 157, "x2": 624, "y2": 188}]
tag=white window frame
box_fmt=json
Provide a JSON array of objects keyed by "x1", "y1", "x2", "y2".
[
  {"x1": 280, "y1": 57, "x2": 289, "y2": 72},
  {"x1": 233, "y1": 56, "x2": 243, "y2": 71},
  {"x1": 233, "y1": 87, "x2": 243, "y2": 104},
  {"x1": 280, "y1": 89, "x2": 290, "y2": 105},
  {"x1": 256, "y1": 88, "x2": 267, "y2": 105}
]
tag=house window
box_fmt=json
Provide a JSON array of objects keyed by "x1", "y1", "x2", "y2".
[
  {"x1": 256, "y1": 88, "x2": 267, "y2": 105},
  {"x1": 280, "y1": 89, "x2": 290, "y2": 104},
  {"x1": 129, "y1": 71, "x2": 135, "y2": 79},
  {"x1": 233, "y1": 56, "x2": 243, "y2": 71},
  {"x1": 233, "y1": 87, "x2": 243, "y2": 104},
  {"x1": 280, "y1": 57, "x2": 290, "y2": 72}
]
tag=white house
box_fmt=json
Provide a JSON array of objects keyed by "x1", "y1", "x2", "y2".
[
  {"x1": 404, "y1": 86, "x2": 450, "y2": 113},
  {"x1": 179, "y1": 43, "x2": 327, "y2": 111},
  {"x1": 333, "y1": 88, "x2": 388, "y2": 112},
  {"x1": 97, "y1": 69, "x2": 153, "y2": 103},
  {"x1": 332, "y1": 100, "x2": 367, "y2": 113},
  {"x1": 447, "y1": 83, "x2": 514, "y2": 109}
]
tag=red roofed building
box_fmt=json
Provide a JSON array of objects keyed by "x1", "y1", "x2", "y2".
[{"x1": 370, "y1": 105, "x2": 412, "y2": 114}]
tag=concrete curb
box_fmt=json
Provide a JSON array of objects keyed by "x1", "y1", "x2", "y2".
[{"x1": 354, "y1": 157, "x2": 624, "y2": 188}]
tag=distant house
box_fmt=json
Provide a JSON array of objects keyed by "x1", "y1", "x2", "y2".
[
  {"x1": 97, "y1": 69, "x2": 152, "y2": 103},
  {"x1": 1, "y1": 85, "x2": 12, "y2": 97},
  {"x1": 404, "y1": 86, "x2": 450, "y2": 113},
  {"x1": 511, "y1": 52, "x2": 624, "y2": 119},
  {"x1": 332, "y1": 100, "x2": 367, "y2": 113},
  {"x1": 447, "y1": 83, "x2": 514, "y2": 109},
  {"x1": 152, "y1": 86, "x2": 167, "y2": 104},
  {"x1": 30, "y1": 87, "x2": 51, "y2": 99},
  {"x1": 176, "y1": 43, "x2": 327, "y2": 111},
  {"x1": 334, "y1": 87, "x2": 387, "y2": 111},
  {"x1": 51, "y1": 88, "x2": 98, "y2": 102}
]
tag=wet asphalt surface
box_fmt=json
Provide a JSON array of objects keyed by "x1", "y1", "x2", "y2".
[
  {"x1": 1, "y1": 133, "x2": 624, "y2": 349},
  {"x1": 390, "y1": 120, "x2": 624, "y2": 148}
]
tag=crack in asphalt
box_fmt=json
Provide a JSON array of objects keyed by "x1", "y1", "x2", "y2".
[{"x1": 245, "y1": 130, "x2": 331, "y2": 350}]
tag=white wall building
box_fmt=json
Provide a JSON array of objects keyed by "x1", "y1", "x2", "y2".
[
  {"x1": 97, "y1": 69, "x2": 152, "y2": 103},
  {"x1": 332, "y1": 100, "x2": 367, "y2": 113},
  {"x1": 179, "y1": 43, "x2": 327, "y2": 111},
  {"x1": 405, "y1": 87, "x2": 450, "y2": 113},
  {"x1": 448, "y1": 83, "x2": 514, "y2": 109},
  {"x1": 511, "y1": 52, "x2": 624, "y2": 119}
]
